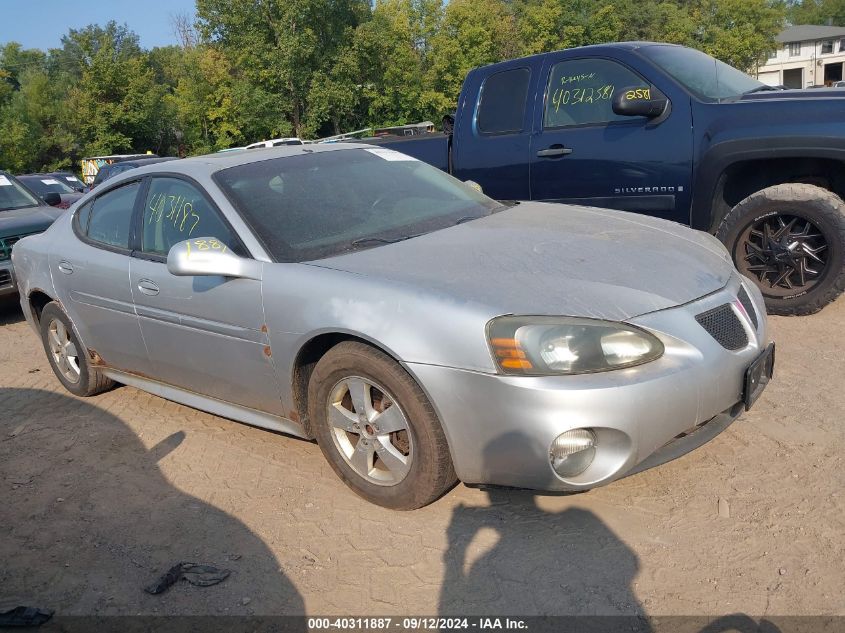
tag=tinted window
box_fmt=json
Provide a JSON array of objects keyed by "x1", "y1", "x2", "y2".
[
  {"x1": 214, "y1": 148, "x2": 502, "y2": 262},
  {"x1": 477, "y1": 68, "x2": 530, "y2": 134},
  {"x1": 75, "y1": 201, "x2": 93, "y2": 232},
  {"x1": 86, "y1": 182, "x2": 139, "y2": 249},
  {"x1": 141, "y1": 177, "x2": 241, "y2": 256},
  {"x1": 545, "y1": 59, "x2": 649, "y2": 128},
  {"x1": 639, "y1": 45, "x2": 762, "y2": 100}
]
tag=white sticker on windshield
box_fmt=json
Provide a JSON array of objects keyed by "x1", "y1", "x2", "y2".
[
  {"x1": 41, "y1": 178, "x2": 60, "y2": 185},
  {"x1": 66, "y1": 176, "x2": 79, "y2": 182},
  {"x1": 0, "y1": 175, "x2": 12, "y2": 186},
  {"x1": 364, "y1": 147, "x2": 418, "y2": 162}
]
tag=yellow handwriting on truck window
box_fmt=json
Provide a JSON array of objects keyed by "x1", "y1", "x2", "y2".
[
  {"x1": 550, "y1": 84, "x2": 615, "y2": 112},
  {"x1": 559, "y1": 72, "x2": 596, "y2": 85}
]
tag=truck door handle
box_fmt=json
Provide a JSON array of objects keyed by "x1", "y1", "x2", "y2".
[
  {"x1": 137, "y1": 279, "x2": 160, "y2": 296},
  {"x1": 57, "y1": 261, "x2": 74, "y2": 274},
  {"x1": 537, "y1": 145, "x2": 573, "y2": 158}
]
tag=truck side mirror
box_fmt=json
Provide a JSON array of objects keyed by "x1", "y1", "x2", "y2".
[{"x1": 612, "y1": 86, "x2": 668, "y2": 118}]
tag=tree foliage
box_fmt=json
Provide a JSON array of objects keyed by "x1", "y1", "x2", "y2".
[{"x1": 0, "y1": 0, "x2": 805, "y2": 173}]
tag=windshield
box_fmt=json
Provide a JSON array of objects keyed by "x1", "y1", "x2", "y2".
[
  {"x1": 639, "y1": 45, "x2": 765, "y2": 101},
  {"x1": 0, "y1": 174, "x2": 41, "y2": 211},
  {"x1": 215, "y1": 147, "x2": 503, "y2": 262},
  {"x1": 19, "y1": 176, "x2": 75, "y2": 195}
]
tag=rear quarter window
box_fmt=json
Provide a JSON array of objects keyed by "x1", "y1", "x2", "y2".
[{"x1": 476, "y1": 68, "x2": 531, "y2": 135}]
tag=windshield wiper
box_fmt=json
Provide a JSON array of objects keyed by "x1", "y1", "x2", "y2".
[
  {"x1": 454, "y1": 215, "x2": 482, "y2": 225},
  {"x1": 350, "y1": 234, "x2": 421, "y2": 248}
]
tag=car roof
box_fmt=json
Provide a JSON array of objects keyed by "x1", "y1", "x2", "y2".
[
  {"x1": 118, "y1": 156, "x2": 179, "y2": 167},
  {"x1": 119, "y1": 143, "x2": 374, "y2": 180}
]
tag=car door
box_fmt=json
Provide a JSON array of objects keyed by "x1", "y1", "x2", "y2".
[
  {"x1": 529, "y1": 53, "x2": 694, "y2": 225},
  {"x1": 128, "y1": 174, "x2": 284, "y2": 415},
  {"x1": 56, "y1": 179, "x2": 153, "y2": 375},
  {"x1": 450, "y1": 60, "x2": 541, "y2": 200}
]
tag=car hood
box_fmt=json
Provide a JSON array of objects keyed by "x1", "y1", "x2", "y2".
[
  {"x1": 307, "y1": 202, "x2": 734, "y2": 321},
  {"x1": 0, "y1": 205, "x2": 64, "y2": 238}
]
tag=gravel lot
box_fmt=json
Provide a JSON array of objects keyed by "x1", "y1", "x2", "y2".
[{"x1": 1, "y1": 296, "x2": 843, "y2": 619}]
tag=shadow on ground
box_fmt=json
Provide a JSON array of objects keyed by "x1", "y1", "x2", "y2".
[
  {"x1": 0, "y1": 388, "x2": 305, "y2": 628},
  {"x1": 0, "y1": 297, "x2": 24, "y2": 325},
  {"x1": 438, "y1": 432, "x2": 782, "y2": 633}
]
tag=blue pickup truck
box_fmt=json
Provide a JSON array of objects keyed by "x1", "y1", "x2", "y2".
[{"x1": 373, "y1": 42, "x2": 845, "y2": 316}]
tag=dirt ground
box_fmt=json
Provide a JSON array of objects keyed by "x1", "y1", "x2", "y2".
[{"x1": 0, "y1": 295, "x2": 843, "y2": 619}]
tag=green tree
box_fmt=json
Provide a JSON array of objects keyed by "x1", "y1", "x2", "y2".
[
  {"x1": 790, "y1": 0, "x2": 845, "y2": 25},
  {"x1": 196, "y1": 0, "x2": 370, "y2": 137}
]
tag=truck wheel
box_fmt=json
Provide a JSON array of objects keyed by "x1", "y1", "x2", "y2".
[
  {"x1": 308, "y1": 341, "x2": 457, "y2": 509},
  {"x1": 716, "y1": 183, "x2": 845, "y2": 316}
]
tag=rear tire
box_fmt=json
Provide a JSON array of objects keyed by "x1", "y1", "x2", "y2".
[
  {"x1": 308, "y1": 341, "x2": 456, "y2": 510},
  {"x1": 716, "y1": 183, "x2": 845, "y2": 315},
  {"x1": 39, "y1": 302, "x2": 114, "y2": 396}
]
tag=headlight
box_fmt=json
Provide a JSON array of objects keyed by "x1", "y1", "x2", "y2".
[{"x1": 487, "y1": 316, "x2": 664, "y2": 375}]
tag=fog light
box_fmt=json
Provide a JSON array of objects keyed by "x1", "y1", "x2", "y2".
[{"x1": 550, "y1": 429, "x2": 597, "y2": 477}]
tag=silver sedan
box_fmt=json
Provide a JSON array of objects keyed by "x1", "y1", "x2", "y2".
[{"x1": 13, "y1": 144, "x2": 774, "y2": 509}]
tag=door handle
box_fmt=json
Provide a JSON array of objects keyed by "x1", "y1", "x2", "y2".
[
  {"x1": 537, "y1": 145, "x2": 574, "y2": 158},
  {"x1": 57, "y1": 261, "x2": 73, "y2": 275},
  {"x1": 137, "y1": 279, "x2": 160, "y2": 296}
]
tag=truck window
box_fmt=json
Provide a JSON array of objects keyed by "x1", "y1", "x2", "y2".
[
  {"x1": 476, "y1": 68, "x2": 530, "y2": 135},
  {"x1": 544, "y1": 59, "x2": 649, "y2": 129}
]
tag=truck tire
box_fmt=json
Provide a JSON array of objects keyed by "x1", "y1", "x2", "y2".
[{"x1": 716, "y1": 183, "x2": 845, "y2": 316}]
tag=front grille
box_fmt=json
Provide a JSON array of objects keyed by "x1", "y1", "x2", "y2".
[
  {"x1": 0, "y1": 235, "x2": 25, "y2": 261},
  {"x1": 737, "y1": 285, "x2": 758, "y2": 330},
  {"x1": 695, "y1": 304, "x2": 748, "y2": 350},
  {"x1": 0, "y1": 269, "x2": 11, "y2": 287}
]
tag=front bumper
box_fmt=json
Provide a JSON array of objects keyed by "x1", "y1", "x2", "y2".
[
  {"x1": 0, "y1": 259, "x2": 17, "y2": 297},
  {"x1": 406, "y1": 275, "x2": 770, "y2": 491}
]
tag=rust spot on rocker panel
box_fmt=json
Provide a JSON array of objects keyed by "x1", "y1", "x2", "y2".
[
  {"x1": 263, "y1": 346, "x2": 272, "y2": 357},
  {"x1": 88, "y1": 349, "x2": 106, "y2": 367}
]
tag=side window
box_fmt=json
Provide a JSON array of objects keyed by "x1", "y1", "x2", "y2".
[
  {"x1": 86, "y1": 182, "x2": 139, "y2": 249},
  {"x1": 544, "y1": 59, "x2": 651, "y2": 129},
  {"x1": 75, "y1": 201, "x2": 93, "y2": 233},
  {"x1": 476, "y1": 68, "x2": 530, "y2": 134},
  {"x1": 141, "y1": 177, "x2": 242, "y2": 257}
]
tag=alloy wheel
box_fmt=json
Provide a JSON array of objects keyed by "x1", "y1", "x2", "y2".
[
  {"x1": 737, "y1": 213, "x2": 830, "y2": 297},
  {"x1": 47, "y1": 318, "x2": 81, "y2": 383},
  {"x1": 326, "y1": 376, "x2": 413, "y2": 486}
]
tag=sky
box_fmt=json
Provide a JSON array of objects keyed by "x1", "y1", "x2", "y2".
[{"x1": 0, "y1": 0, "x2": 198, "y2": 51}]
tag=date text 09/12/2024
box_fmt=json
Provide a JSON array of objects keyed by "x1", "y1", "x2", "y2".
[{"x1": 307, "y1": 617, "x2": 528, "y2": 630}]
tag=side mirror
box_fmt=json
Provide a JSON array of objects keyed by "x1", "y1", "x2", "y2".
[
  {"x1": 612, "y1": 86, "x2": 668, "y2": 118},
  {"x1": 42, "y1": 192, "x2": 62, "y2": 207},
  {"x1": 166, "y1": 238, "x2": 261, "y2": 280},
  {"x1": 464, "y1": 180, "x2": 483, "y2": 194}
]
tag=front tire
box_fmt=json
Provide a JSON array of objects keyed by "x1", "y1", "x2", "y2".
[
  {"x1": 716, "y1": 183, "x2": 845, "y2": 315},
  {"x1": 308, "y1": 341, "x2": 456, "y2": 510},
  {"x1": 39, "y1": 302, "x2": 114, "y2": 396}
]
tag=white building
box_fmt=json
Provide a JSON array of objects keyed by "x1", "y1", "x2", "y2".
[{"x1": 756, "y1": 25, "x2": 845, "y2": 88}]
